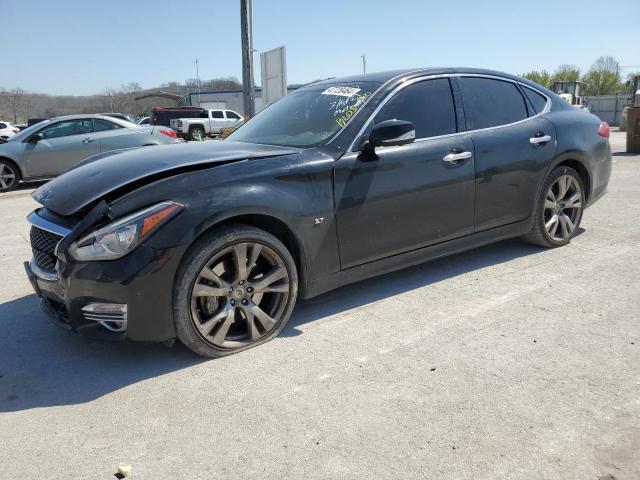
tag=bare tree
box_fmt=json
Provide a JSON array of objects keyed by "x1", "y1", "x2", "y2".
[{"x1": 2, "y1": 88, "x2": 29, "y2": 123}]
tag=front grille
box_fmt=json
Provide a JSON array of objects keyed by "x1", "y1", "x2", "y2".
[{"x1": 30, "y1": 226, "x2": 63, "y2": 273}]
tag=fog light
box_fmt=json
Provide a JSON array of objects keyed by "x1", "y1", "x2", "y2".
[{"x1": 81, "y1": 303, "x2": 127, "y2": 332}]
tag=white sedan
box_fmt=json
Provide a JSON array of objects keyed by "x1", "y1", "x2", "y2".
[{"x1": 0, "y1": 121, "x2": 19, "y2": 140}]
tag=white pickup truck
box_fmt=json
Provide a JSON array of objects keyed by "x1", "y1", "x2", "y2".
[{"x1": 170, "y1": 109, "x2": 244, "y2": 141}]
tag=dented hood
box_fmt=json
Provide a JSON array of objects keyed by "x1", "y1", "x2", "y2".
[{"x1": 33, "y1": 140, "x2": 301, "y2": 216}]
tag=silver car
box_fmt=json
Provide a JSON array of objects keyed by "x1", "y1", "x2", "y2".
[{"x1": 0, "y1": 114, "x2": 180, "y2": 192}]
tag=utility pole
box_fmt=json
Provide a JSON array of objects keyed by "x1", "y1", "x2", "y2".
[
  {"x1": 361, "y1": 54, "x2": 366, "y2": 74},
  {"x1": 195, "y1": 58, "x2": 201, "y2": 105},
  {"x1": 241, "y1": 0, "x2": 255, "y2": 117}
]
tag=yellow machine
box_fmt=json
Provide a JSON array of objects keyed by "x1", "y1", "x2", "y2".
[
  {"x1": 551, "y1": 81, "x2": 587, "y2": 108},
  {"x1": 630, "y1": 75, "x2": 640, "y2": 108}
]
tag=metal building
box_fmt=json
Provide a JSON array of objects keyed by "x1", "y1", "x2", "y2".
[{"x1": 188, "y1": 87, "x2": 298, "y2": 115}]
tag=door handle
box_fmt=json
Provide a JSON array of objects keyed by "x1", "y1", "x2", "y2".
[
  {"x1": 529, "y1": 134, "x2": 551, "y2": 145},
  {"x1": 443, "y1": 151, "x2": 472, "y2": 163},
  {"x1": 82, "y1": 138, "x2": 95, "y2": 144}
]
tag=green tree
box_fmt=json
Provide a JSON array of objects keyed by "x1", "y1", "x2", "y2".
[
  {"x1": 582, "y1": 56, "x2": 625, "y2": 95},
  {"x1": 552, "y1": 64, "x2": 581, "y2": 82},
  {"x1": 521, "y1": 70, "x2": 552, "y2": 88}
]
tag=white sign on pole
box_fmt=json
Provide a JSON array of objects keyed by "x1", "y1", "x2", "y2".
[{"x1": 260, "y1": 46, "x2": 287, "y2": 107}]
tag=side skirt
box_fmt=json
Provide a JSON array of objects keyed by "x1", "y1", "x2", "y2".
[{"x1": 303, "y1": 217, "x2": 533, "y2": 299}]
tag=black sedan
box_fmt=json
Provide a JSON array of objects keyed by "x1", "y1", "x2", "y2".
[{"x1": 25, "y1": 68, "x2": 612, "y2": 357}]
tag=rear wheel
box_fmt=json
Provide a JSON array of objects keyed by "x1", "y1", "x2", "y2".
[
  {"x1": 523, "y1": 166, "x2": 584, "y2": 248},
  {"x1": 188, "y1": 126, "x2": 206, "y2": 142},
  {"x1": 0, "y1": 160, "x2": 20, "y2": 192},
  {"x1": 174, "y1": 225, "x2": 298, "y2": 358}
]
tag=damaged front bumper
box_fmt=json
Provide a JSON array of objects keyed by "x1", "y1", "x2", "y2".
[{"x1": 24, "y1": 209, "x2": 189, "y2": 343}]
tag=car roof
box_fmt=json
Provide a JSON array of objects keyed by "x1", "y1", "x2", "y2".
[
  {"x1": 308, "y1": 67, "x2": 548, "y2": 92},
  {"x1": 35, "y1": 114, "x2": 139, "y2": 128}
]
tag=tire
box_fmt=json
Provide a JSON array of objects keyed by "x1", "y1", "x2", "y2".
[
  {"x1": 522, "y1": 165, "x2": 585, "y2": 248},
  {"x1": 0, "y1": 159, "x2": 21, "y2": 192},
  {"x1": 188, "y1": 126, "x2": 206, "y2": 142},
  {"x1": 173, "y1": 224, "x2": 299, "y2": 358}
]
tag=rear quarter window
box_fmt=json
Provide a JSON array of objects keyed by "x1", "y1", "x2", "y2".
[
  {"x1": 522, "y1": 86, "x2": 548, "y2": 114},
  {"x1": 459, "y1": 77, "x2": 528, "y2": 130}
]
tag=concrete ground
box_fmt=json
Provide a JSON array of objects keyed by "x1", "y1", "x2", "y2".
[{"x1": 0, "y1": 131, "x2": 638, "y2": 479}]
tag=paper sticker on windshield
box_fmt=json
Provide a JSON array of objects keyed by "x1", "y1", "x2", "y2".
[{"x1": 322, "y1": 86, "x2": 361, "y2": 97}]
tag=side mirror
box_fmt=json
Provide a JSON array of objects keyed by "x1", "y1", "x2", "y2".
[
  {"x1": 27, "y1": 133, "x2": 43, "y2": 143},
  {"x1": 361, "y1": 119, "x2": 415, "y2": 153}
]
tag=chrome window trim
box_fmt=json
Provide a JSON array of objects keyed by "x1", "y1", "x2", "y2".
[
  {"x1": 27, "y1": 210, "x2": 72, "y2": 237},
  {"x1": 347, "y1": 73, "x2": 552, "y2": 152}
]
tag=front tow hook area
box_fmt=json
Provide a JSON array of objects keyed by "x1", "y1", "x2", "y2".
[{"x1": 24, "y1": 261, "x2": 43, "y2": 297}]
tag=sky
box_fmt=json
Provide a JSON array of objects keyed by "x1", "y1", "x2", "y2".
[{"x1": 0, "y1": 0, "x2": 638, "y2": 96}]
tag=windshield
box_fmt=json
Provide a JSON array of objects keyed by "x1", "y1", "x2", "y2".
[{"x1": 227, "y1": 82, "x2": 380, "y2": 147}]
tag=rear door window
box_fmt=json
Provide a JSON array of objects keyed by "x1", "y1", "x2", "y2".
[
  {"x1": 94, "y1": 119, "x2": 123, "y2": 132},
  {"x1": 211, "y1": 111, "x2": 224, "y2": 119},
  {"x1": 458, "y1": 77, "x2": 528, "y2": 130},
  {"x1": 373, "y1": 78, "x2": 457, "y2": 139}
]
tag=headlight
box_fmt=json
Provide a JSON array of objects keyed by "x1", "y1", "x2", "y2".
[{"x1": 68, "y1": 202, "x2": 182, "y2": 261}]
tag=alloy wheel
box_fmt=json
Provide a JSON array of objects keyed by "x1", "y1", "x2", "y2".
[
  {"x1": 191, "y1": 129, "x2": 204, "y2": 141},
  {"x1": 543, "y1": 174, "x2": 582, "y2": 242},
  {"x1": 190, "y1": 242, "x2": 290, "y2": 349},
  {"x1": 0, "y1": 163, "x2": 17, "y2": 191}
]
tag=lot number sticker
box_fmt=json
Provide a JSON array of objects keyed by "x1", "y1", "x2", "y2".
[{"x1": 322, "y1": 86, "x2": 361, "y2": 97}]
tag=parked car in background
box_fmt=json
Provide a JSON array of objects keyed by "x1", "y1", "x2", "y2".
[
  {"x1": 98, "y1": 112, "x2": 134, "y2": 122},
  {"x1": 170, "y1": 109, "x2": 244, "y2": 140},
  {"x1": 23, "y1": 68, "x2": 611, "y2": 358},
  {"x1": 137, "y1": 117, "x2": 149, "y2": 125},
  {"x1": 149, "y1": 106, "x2": 205, "y2": 127},
  {"x1": 0, "y1": 114, "x2": 179, "y2": 191},
  {"x1": 0, "y1": 121, "x2": 20, "y2": 140}
]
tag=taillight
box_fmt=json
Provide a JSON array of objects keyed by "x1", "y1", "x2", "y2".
[
  {"x1": 12, "y1": 129, "x2": 19, "y2": 134},
  {"x1": 598, "y1": 122, "x2": 610, "y2": 138},
  {"x1": 159, "y1": 129, "x2": 177, "y2": 138}
]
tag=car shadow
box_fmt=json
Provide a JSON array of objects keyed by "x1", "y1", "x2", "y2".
[
  {"x1": 18, "y1": 180, "x2": 48, "y2": 190},
  {"x1": 283, "y1": 237, "x2": 553, "y2": 336},
  {"x1": 0, "y1": 180, "x2": 47, "y2": 199},
  {"x1": 0, "y1": 295, "x2": 203, "y2": 413},
  {"x1": 0, "y1": 235, "x2": 572, "y2": 413}
]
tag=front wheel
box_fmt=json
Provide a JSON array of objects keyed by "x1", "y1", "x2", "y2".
[
  {"x1": 0, "y1": 160, "x2": 20, "y2": 192},
  {"x1": 173, "y1": 225, "x2": 298, "y2": 358},
  {"x1": 523, "y1": 166, "x2": 585, "y2": 248}
]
